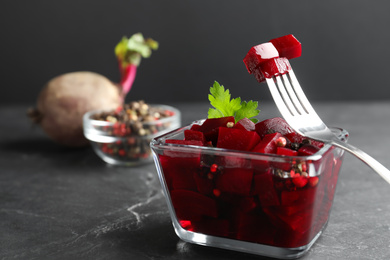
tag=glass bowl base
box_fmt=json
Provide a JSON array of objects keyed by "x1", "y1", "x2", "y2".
[{"x1": 171, "y1": 216, "x2": 327, "y2": 259}]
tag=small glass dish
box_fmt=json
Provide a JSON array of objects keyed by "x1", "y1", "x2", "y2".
[
  {"x1": 150, "y1": 121, "x2": 348, "y2": 259},
  {"x1": 83, "y1": 104, "x2": 180, "y2": 166}
]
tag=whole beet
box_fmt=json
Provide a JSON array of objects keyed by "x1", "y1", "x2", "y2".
[{"x1": 29, "y1": 71, "x2": 121, "y2": 147}]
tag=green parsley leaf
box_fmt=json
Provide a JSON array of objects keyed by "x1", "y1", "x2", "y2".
[
  {"x1": 235, "y1": 100, "x2": 260, "y2": 123},
  {"x1": 208, "y1": 81, "x2": 242, "y2": 119},
  {"x1": 207, "y1": 81, "x2": 260, "y2": 123}
]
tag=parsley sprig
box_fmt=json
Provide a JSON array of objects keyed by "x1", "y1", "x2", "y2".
[{"x1": 208, "y1": 81, "x2": 260, "y2": 123}]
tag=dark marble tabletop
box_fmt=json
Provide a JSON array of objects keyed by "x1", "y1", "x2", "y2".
[{"x1": 1, "y1": 102, "x2": 390, "y2": 260}]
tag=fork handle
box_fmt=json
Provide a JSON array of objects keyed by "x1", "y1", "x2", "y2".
[{"x1": 331, "y1": 138, "x2": 390, "y2": 184}]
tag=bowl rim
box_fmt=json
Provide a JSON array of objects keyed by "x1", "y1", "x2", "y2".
[
  {"x1": 83, "y1": 104, "x2": 181, "y2": 143},
  {"x1": 83, "y1": 104, "x2": 181, "y2": 126},
  {"x1": 150, "y1": 119, "x2": 349, "y2": 162}
]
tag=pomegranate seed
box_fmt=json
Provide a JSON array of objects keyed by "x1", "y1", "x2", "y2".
[
  {"x1": 210, "y1": 164, "x2": 218, "y2": 173},
  {"x1": 292, "y1": 174, "x2": 308, "y2": 188},
  {"x1": 118, "y1": 149, "x2": 126, "y2": 156},
  {"x1": 309, "y1": 177, "x2": 319, "y2": 187},
  {"x1": 179, "y1": 220, "x2": 193, "y2": 230},
  {"x1": 213, "y1": 189, "x2": 221, "y2": 197}
]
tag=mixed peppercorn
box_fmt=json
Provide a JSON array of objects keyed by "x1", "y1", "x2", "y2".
[{"x1": 91, "y1": 100, "x2": 176, "y2": 162}]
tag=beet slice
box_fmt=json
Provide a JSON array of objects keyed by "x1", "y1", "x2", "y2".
[
  {"x1": 170, "y1": 190, "x2": 218, "y2": 221},
  {"x1": 237, "y1": 212, "x2": 276, "y2": 244},
  {"x1": 252, "y1": 57, "x2": 291, "y2": 83},
  {"x1": 285, "y1": 132, "x2": 324, "y2": 149},
  {"x1": 193, "y1": 172, "x2": 214, "y2": 196},
  {"x1": 160, "y1": 153, "x2": 200, "y2": 191},
  {"x1": 252, "y1": 132, "x2": 283, "y2": 154},
  {"x1": 217, "y1": 127, "x2": 260, "y2": 151},
  {"x1": 216, "y1": 168, "x2": 254, "y2": 196},
  {"x1": 298, "y1": 144, "x2": 320, "y2": 156},
  {"x1": 269, "y1": 34, "x2": 302, "y2": 60},
  {"x1": 184, "y1": 129, "x2": 206, "y2": 144},
  {"x1": 253, "y1": 172, "x2": 280, "y2": 207},
  {"x1": 280, "y1": 188, "x2": 316, "y2": 207},
  {"x1": 197, "y1": 116, "x2": 235, "y2": 145},
  {"x1": 233, "y1": 117, "x2": 256, "y2": 131},
  {"x1": 260, "y1": 57, "x2": 291, "y2": 79},
  {"x1": 243, "y1": 42, "x2": 279, "y2": 74},
  {"x1": 255, "y1": 117, "x2": 295, "y2": 139},
  {"x1": 276, "y1": 147, "x2": 298, "y2": 156},
  {"x1": 198, "y1": 116, "x2": 235, "y2": 133},
  {"x1": 190, "y1": 123, "x2": 201, "y2": 131},
  {"x1": 253, "y1": 69, "x2": 265, "y2": 83}
]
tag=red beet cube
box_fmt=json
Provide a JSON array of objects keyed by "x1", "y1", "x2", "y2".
[
  {"x1": 217, "y1": 127, "x2": 260, "y2": 151},
  {"x1": 285, "y1": 132, "x2": 324, "y2": 149},
  {"x1": 252, "y1": 132, "x2": 283, "y2": 154},
  {"x1": 198, "y1": 116, "x2": 235, "y2": 133},
  {"x1": 269, "y1": 34, "x2": 302, "y2": 60},
  {"x1": 253, "y1": 172, "x2": 280, "y2": 206},
  {"x1": 252, "y1": 58, "x2": 291, "y2": 83},
  {"x1": 260, "y1": 57, "x2": 291, "y2": 78},
  {"x1": 243, "y1": 42, "x2": 279, "y2": 74},
  {"x1": 216, "y1": 168, "x2": 254, "y2": 196},
  {"x1": 198, "y1": 116, "x2": 235, "y2": 145},
  {"x1": 233, "y1": 117, "x2": 256, "y2": 131},
  {"x1": 276, "y1": 147, "x2": 298, "y2": 156},
  {"x1": 160, "y1": 154, "x2": 200, "y2": 191},
  {"x1": 193, "y1": 172, "x2": 214, "y2": 196},
  {"x1": 190, "y1": 123, "x2": 201, "y2": 131},
  {"x1": 237, "y1": 212, "x2": 276, "y2": 244},
  {"x1": 170, "y1": 190, "x2": 218, "y2": 221},
  {"x1": 253, "y1": 69, "x2": 265, "y2": 83},
  {"x1": 255, "y1": 117, "x2": 295, "y2": 139},
  {"x1": 184, "y1": 129, "x2": 206, "y2": 144},
  {"x1": 298, "y1": 144, "x2": 320, "y2": 156}
]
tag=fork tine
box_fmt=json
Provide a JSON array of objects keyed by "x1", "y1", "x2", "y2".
[
  {"x1": 287, "y1": 69, "x2": 316, "y2": 115},
  {"x1": 266, "y1": 77, "x2": 295, "y2": 121},
  {"x1": 275, "y1": 76, "x2": 300, "y2": 116},
  {"x1": 281, "y1": 73, "x2": 307, "y2": 115}
]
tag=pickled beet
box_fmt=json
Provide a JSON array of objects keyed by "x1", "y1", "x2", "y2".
[
  {"x1": 244, "y1": 34, "x2": 301, "y2": 83},
  {"x1": 233, "y1": 117, "x2": 256, "y2": 131},
  {"x1": 252, "y1": 132, "x2": 283, "y2": 154},
  {"x1": 255, "y1": 117, "x2": 295, "y2": 138},
  {"x1": 158, "y1": 116, "x2": 343, "y2": 249},
  {"x1": 243, "y1": 42, "x2": 279, "y2": 74},
  {"x1": 184, "y1": 129, "x2": 206, "y2": 144},
  {"x1": 269, "y1": 34, "x2": 302, "y2": 60},
  {"x1": 217, "y1": 127, "x2": 260, "y2": 151}
]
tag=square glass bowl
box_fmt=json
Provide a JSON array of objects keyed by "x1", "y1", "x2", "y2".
[
  {"x1": 83, "y1": 104, "x2": 180, "y2": 166},
  {"x1": 150, "y1": 121, "x2": 348, "y2": 259}
]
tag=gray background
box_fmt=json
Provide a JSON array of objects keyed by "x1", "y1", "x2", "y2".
[{"x1": 2, "y1": 0, "x2": 390, "y2": 106}]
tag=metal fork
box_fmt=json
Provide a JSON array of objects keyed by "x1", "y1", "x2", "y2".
[{"x1": 266, "y1": 69, "x2": 390, "y2": 184}]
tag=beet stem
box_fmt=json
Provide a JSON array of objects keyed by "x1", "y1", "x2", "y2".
[{"x1": 119, "y1": 63, "x2": 137, "y2": 99}]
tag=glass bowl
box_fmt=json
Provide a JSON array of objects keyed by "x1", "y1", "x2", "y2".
[
  {"x1": 150, "y1": 120, "x2": 348, "y2": 259},
  {"x1": 83, "y1": 104, "x2": 180, "y2": 166}
]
